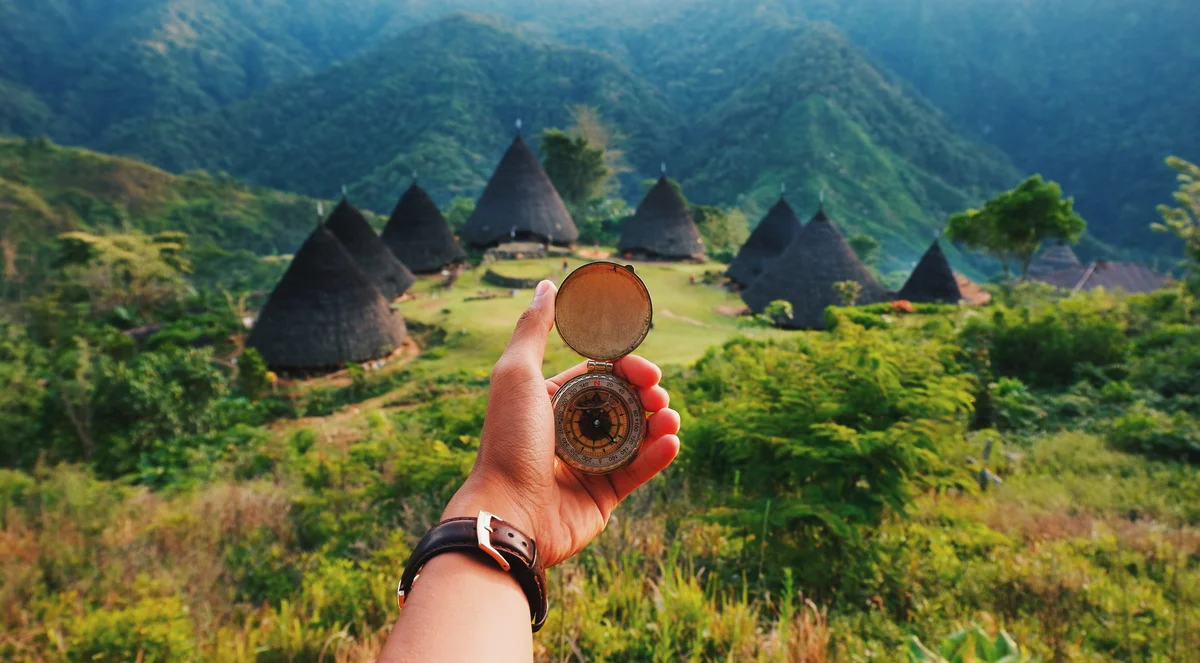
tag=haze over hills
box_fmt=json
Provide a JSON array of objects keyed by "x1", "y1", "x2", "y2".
[{"x1": 1, "y1": 0, "x2": 1196, "y2": 263}]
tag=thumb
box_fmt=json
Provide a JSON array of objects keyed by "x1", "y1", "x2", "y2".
[{"x1": 498, "y1": 280, "x2": 557, "y2": 373}]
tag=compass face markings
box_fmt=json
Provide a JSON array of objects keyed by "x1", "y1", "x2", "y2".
[{"x1": 551, "y1": 372, "x2": 645, "y2": 474}]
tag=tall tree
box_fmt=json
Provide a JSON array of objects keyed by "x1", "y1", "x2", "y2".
[
  {"x1": 946, "y1": 175, "x2": 1086, "y2": 279},
  {"x1": 1153, "y1": 156, "x2": 1200, "y2": 291},
  {"x1": 540, "y1": 129, "x2": 610, "y2": 213}
]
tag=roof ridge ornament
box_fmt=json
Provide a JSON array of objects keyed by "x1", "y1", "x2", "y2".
[
  {"x1": 516, "y1": 118, "x2": 522, "y2": 134},
  {"x1": 661, "y1": 162, "x2": 667, "y2": 175}
]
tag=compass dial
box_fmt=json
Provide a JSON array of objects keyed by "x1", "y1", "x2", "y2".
[{"x1": 552, "y1": 372, "x2": 645, "y2": 474}]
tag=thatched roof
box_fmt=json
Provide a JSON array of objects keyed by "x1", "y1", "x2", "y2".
[
  {"x1": 954, "y1": 273, "x2": 993, "y2": 306},
  {"x1": 726, "y1": 196, "x2": 803, "y2": 286},
  {"x1": 1029, "y1": 242, "x2": 1082, "y2": 276},
  {"x1": 325, "y1": 198, "x2": 415, "y2": 300},
  {"x1": 618, "y1": 176, "x2": 706, "y2": 260},
  {"x1": 1035, "y1": 261, "x2": 1167, "y2": 295},
  {"x1": 380, "y1": 182, "x2": 467, "y2": 274},
  {"x1": 741, "y1": 206, "x2": 888, "y2": 329},
  {"x1": 247, "y1": 226, "x2": 407, "y2": 372},
  {"x1": 897, "y1": 241, "x2": 963, "y2": 304},
  {"x1": 461, "y1": 134, "x2": 579, "y2": 248}
]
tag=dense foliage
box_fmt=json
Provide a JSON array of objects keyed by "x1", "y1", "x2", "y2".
[
  {"x1": 946, "y1": 176, "x2": 1087, "y2": 278},
  {"x1": 3, "y1": 260, "x2": 1198, "y2": 660}
]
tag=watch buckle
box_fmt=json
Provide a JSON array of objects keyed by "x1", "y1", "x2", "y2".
[{"x1": 476, "y1": 511, "x2": 511, "y2": 572}]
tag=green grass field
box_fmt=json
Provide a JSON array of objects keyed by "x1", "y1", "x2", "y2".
[{"x1": 398, "y1": 254, "x2": 788, "y2": 376}]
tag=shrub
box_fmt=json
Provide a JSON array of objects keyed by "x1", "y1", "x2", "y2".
[
  {"x1": 680, "y1": 326, "x2": 975, "y2": 596},
  {"x1": 1107, "y1": 406, "x2": 1200, "y2": 462},
  {"x1": 67, "y1": 595, "x2": 197, "y2": 663},
  {"x1": 963, "y1": 296, "x2": 1129, "y2": 388}
]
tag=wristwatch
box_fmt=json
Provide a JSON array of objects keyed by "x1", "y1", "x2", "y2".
[{"x1": 397, "y1": 511, "x2": 549, "y2": 632}]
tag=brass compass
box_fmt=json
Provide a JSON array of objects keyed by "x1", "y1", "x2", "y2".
[{"x1": 552, "y1": 262, "x2": 653, "y2": 475}]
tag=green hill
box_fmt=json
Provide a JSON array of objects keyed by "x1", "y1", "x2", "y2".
[
  {"x1": 96, "y1": 13, "x2": 1016, "y2": 270},
  {"x1": 0, "y1": 136, "x2": 323, "y2": 288},
  {"x1": 97, "y1": 14, "x2": 683, "y2": 214},
  {"x1": 676, "y1": 22, "x2": 1018, "y2": 266}
]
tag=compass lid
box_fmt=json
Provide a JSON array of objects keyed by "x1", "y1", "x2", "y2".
[{"x1": 555, "y1": 261, "x2": 653, "y2": 362}]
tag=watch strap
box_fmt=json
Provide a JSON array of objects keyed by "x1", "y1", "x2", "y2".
[{"x1": 398, "y1": 511, "x2": 549, "y2": 632}]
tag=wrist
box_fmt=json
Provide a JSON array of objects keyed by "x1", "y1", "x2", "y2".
[{"x1": 443, "y1": 476, "x2": 539, "y2": 543}]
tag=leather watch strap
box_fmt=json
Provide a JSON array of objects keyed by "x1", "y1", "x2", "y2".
[{"x1": 398, "y1": 511, "x2": 549, "y2": 632}]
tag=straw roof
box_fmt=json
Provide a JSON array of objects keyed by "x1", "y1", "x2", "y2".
[
  {"x1": 461, "y1": 134, "x2": 579, "y2": 248},
  {"x1": 247, "y1": 226, "x2": 407, "y2": 372},
  {"x1": 380, "y1": 182, "x2": 467, "y2": 274},
  {"x1": 897, "y1": 241, "x2": 963, "y2": 304},
  {"x1": 1029, "y1": 242, "x2": 1082, "y2": 276},
  {"x1": 741, "y1": 206, "x2": 888, "y2": 329},
  {"x1": 1035, "y1": 261, "x2": 1167, "y2": 295},
  {"x1": 325, "y1": 198, "x2": 415, "y2": 300},
  {"x1": 618, "y1": 176, "x2": 706, "y2": 260},
  {"x1": 727, "y1": 196, "x2": 803, "y2": 286}
]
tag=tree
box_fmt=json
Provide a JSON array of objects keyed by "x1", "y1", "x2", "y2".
[
  {"x1": 443, "y1": 197, "x2": 475, "y2": 233},
  {"x1": 848, "y1": 233, "x2": 881, "y2": 266},
  {"x1": 1153, "y1": 156, "x2": 1200, "y2": 291},
  {"x1": 833, "y1": 280, "x2": 863, "y2": 307},
  {"x1": 946, "y1": 175, "x2": 1086, "y2": 279},
  {"x1": 540, "y1": 129, "x2": 610, "y2": 213},
  {"x1": 54, "y1": 230, "x2": 193, "y2": 317},
  {"x1": 693, "y1": 205, "x2": 749, "y2": 263}
]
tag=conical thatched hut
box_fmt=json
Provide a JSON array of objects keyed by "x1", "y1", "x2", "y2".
[
  {"x1": 897, "y1": 241, "x2": 963, "y2": 304},
  {"x1": 325, "y1": 198, "x2": 415, "y2": 300},
  {"x1": 247, "y1": 226, "x2": 407, "y2": 373},
  {"x1": 461, "y1": 134, "x2": 579, "y2": 248},
  {"x1": 618, "y1": 176, "x2": 706, "y2": 260},
  {"x1": 742, "y1": 206, "x2": 888, "y2": 329},
  {"x1": 1035, "y1": 261, "x2": 1167, "y2": 295},
  {"x1": 380, "y1": 182, "x2": 467, "y2": 274},
  {"x1": 727, "y1": 196, "x2": 803, "y2": 286},
  {"x1": 1029, "y1": 242, "x2": 1081, "y2": 277}
]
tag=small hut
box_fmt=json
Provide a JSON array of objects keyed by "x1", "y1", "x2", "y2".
[
  {"x1": 1035, "y1": 262, "x2": 1167, "y2": 295},
  {"x1": 742, "y1": 206, "x2": 888, "y2": 329},
  {"x1": 461, "y1": 134, "x2": 579, "y2": 248},
  {"x1": 1029, "y1": 242, "x2": 1082, "y2": 277},
  {"x1": 727, "y1": 195, "x2": 803, "y2": 287},
  {"x1": 897, "y1": 241, "x2": 963, "y2": 304},
  {"x1": 247, "y1": 226, "x2": 407, "y2": 373},
  {"x1": 380, "y1": 182, "x2": 467, "y2": 274},
  {"x1": 618, "y1": 175, "x2": 706, "y2": 261},
  {"x1": 325, "y1": 198, "x2": 415, "y2": 300}
]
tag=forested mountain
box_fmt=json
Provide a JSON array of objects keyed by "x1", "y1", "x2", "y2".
[
  {"x1": 97, "y1": 14, "x2": 682, "y2": 212},
  {"x1": 561, "y1": 0, "x2": 1200, "y2": 251},
  {"x1": 2, "y1": 0, "x2": 1195, "y2": 260},
  {"x1": 676, "y1": 23, "x2": 1017, "y2": 258},
  {"x1": 93, "y1": 14, "x2": 1015, "y2": 264}
]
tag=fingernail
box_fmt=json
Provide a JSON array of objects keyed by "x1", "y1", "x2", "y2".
[{"x1": 532, "y1": 280, "x2": 552, "y2": 303}]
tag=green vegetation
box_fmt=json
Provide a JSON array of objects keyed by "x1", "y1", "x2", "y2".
[
  {"x1": 4, "y1": 204, "x2": 1199, "y2": 661},
  {"x1": 947, "y1": 176, "x2": 1087, "y2": 279},
  {"x1": 0, "y1": 136, "x2": 324, "y2": 293},
  {"x1": 1155, "y1": 156, "x2": 1200, "y2": 291}
]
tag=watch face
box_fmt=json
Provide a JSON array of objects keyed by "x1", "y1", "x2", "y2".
[{"x1": 552, "y1": 372, "x2": 645, "y2": 474}]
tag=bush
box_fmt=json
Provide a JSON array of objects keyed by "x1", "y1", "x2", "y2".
[
  {"x1": 963, "y1": 296, "x2": 1129, "y2": 388},
  {"x1": 1107, "y1": 406, "x2": 1200, "y2": 462},
  {"x1": 680, "y1": 326, "x2": 975, "y2": 596},
  {"x1": 67, "y1": 595, "x2": 197, "y2": 663}
]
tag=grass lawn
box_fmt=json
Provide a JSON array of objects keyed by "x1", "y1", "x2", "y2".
[{"x1": 397, "y1": 253, "x2": 789, "y2": 377}]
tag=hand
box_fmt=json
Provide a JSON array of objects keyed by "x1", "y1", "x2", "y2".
[{"x1": 443, "y1": 280, "x2": 681, "y2": 567}]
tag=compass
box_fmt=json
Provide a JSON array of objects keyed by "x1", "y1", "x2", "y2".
[{"x1": 551, "y1": 262, "x2": 653, "y2": 475}]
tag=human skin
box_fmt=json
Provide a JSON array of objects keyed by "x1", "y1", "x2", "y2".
[{"x1": 378, "y1": 280, "x2": 682, "y2": 662}]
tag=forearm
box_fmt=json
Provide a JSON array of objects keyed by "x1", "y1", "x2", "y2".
[{"x1": 379, "y1": 552, "x2": 533, "y2": 663}]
